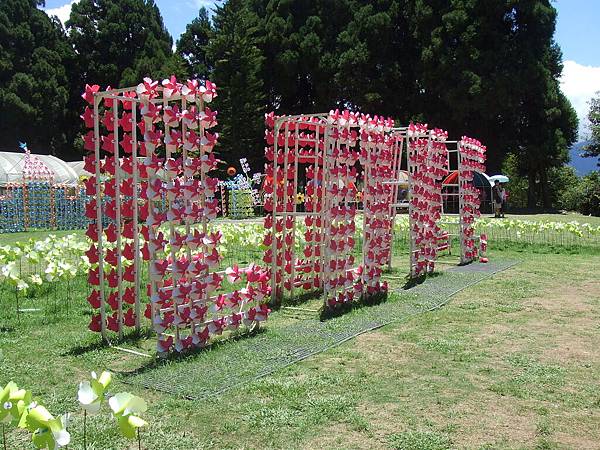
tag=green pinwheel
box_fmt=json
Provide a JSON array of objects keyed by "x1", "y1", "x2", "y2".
[
  {"x1": 108, "y1": 392, "x2": 148, "y2": 439},
  {"x1": 25, "y1": 405, "x2": 70, "y2": 449},
  {"x1": 77, "y1": 371, "x2": 112, "y2": 414},
  {"x1": 1, "y1": 381, "x2": 32, "y2": 426}
]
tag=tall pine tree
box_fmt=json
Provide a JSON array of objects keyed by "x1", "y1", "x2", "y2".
[
  {"x1": 207, "y1": 0, "x2": 266, "y2": 171},
  {"x1": 66, "y1": 0, "x2": 174, "y2": 87},
  {"x1": 177, "y1": 7, "x2": 213, "y2": 80},
  {"x1": 0, "y1": 0, "x2": 74, "y2": 156}
]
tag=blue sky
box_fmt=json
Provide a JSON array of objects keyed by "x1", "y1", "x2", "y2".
[{"x1": 43, "y1": 0, "x2": 600, "y2": 140}]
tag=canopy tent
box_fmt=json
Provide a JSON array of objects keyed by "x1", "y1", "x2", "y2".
[
  {"x1": 442, "y1": 170, "x2": 492, "y2": 187},
  {"x1": 0, "y1": 151, "x2": 80, "y2": 186},
  {"x1": 442, "y1": 170, "x2": 493, "y2": 214}
]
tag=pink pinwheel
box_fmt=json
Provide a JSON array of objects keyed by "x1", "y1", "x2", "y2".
[
  {"x1": 162, "y1": 75, "x2": 180, "y2": 98},
  {"x1": 201, "y1": 107, "x2": 218, "y2": 128},
  {"x1": 164, "y1": 104, "x2": 182, "y2": 127},
  {"x1": 157, "y1": 335, "x2": 174, "y2": 353},
  {"x1": 82, "y1": 84, "x2": 100, "y2": 104},
  {"x1": 141, "y1": 102, "x2": 162, "y2": 124},
  {"x1": 200, "y1": 80, "x2": 217, "y2": 102},
  {"x1": 136, "y1": 77, "x2": 159, "y2": 99},
  {"x1": 225, "y1": 265, "x2": 241, "y2": 283}
]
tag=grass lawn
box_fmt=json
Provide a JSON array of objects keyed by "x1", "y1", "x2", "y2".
[
  {"x1": 1, "y1": 246, "x2": 600, "y2": 449},
  {"x1": 489, "y1": 211, "x2": 600, "y2": 225}
]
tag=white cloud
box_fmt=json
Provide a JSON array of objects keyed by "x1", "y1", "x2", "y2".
[
  {"x1": 560, "y1": 60, "x2": 600, "y2": 141},
  {"x1": 43, "y1": 0, "x2": 79, "y2": 26}
]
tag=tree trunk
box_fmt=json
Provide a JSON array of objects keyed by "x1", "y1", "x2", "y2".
[
  {"x1": 527, "y1": 167, "x2": 537, "y2": 209},
  {"x1": 539, "y1": 168, "x2": 551, "y2": 210}
]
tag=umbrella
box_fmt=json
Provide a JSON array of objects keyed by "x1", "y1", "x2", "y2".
[{"x1": 489, "y1": 174, "x2": 509, "y2": 184}]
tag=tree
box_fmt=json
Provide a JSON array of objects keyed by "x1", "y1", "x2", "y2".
[
  {"x1": 206, "y1": 0, "x2": 266, "y2": 171},
  {"x1": 335, "y1": 0, "x2": 419, "y2": 119},
  {"x1": 584, "y1": 92, "x2": 600, "y2": 166},
  {"x1": 177, "y1": 7, "x2": 213, "y2": 80},
  {"x1": 247, "y1": 0, "x2": 354, "y2": 114},
  {"x1": 0, "y1": 0, "x2": 75, "y2": 157},
  {"x1": 66, "y1": 0, "x2": 174, "y2": 87}
]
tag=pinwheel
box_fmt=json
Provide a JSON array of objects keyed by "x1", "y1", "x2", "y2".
[
  {"x1": 24, "y1": 404, "x2": 70, "y2": 450},
  {"x1": 82, "y1": 84, "x2": 100, "y2": 104},
  {"x1": 1, "y1": 381, "x2": 31, "y2": 425},
  {"x1": 77, "y1": 371, "x2": 112, "y2": 415},
  {"x1": 136, "y1": 77, "x2": 159, "y2": 99},
  {"x1": 162, "y1": 75, "x2": 180, "y2": 99},
  {"x1": 108, "y1": 392, "x2": 148, "y2": 439},
  {"x1": 200, "y1": 80, "x2": 217, "y2": 102}
]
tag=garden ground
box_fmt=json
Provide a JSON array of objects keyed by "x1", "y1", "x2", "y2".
[{"x1": 1, "y1": 238, "x2": 600, "y2": 448}]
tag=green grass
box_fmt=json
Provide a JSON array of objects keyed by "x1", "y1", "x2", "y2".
[
  {"x1": 492, "y1": 212, "x2": 600, "y2": 225},
  {"x1": 1, "y1": 246, "x2": 600, "y2": 449}
]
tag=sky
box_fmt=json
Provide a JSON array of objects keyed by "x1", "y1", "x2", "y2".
[{"x1": 42, "y1": 0, "x2": 600, "y2": 142}]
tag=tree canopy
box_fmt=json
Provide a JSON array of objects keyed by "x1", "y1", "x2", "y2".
[
  {"x1": 0, "y1": 0, "x2": 74, "y2": 155},
  {"x1": 584, "y1": 92, "x2": 600, "y2": 166},
  {"x1": 0, "y1": 0, "x2": 582, "y2": 209},
  {"x1": 66, "y1": 0, "x2": 174, "y2": 87}
]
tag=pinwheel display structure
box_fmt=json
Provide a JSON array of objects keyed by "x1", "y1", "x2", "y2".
[
  {"x1": 81, "y1": 78, "x2": 270, "y2": 354},
  {"x1": 263, "y1": 110, "x2": 397, "y2": 309},
  {"x1": 388, "y1": 126, "x2": 487, "y2": 275},
  {"x1": 457, "y1": 137, "x2": 487, "y2": 264}
]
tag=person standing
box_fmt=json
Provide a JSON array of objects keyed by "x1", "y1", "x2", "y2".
[{"x1": 492, "y1": 180, "x2": 505, "y2": 218}]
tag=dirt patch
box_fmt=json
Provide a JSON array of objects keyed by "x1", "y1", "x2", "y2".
[{"x1": 450, "y1": 394, "x2": 538, "y2": 447}]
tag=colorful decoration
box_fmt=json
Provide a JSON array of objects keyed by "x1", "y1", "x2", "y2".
[
  {"x1": 458, "y1": 136, "x2": 487, "y2": 264},
  {"x1": 220, "y1": 159, "x2": 261, "y2": 219},
  {"x1": 82, "y1": 77, "x2": 270, "y2": 354},
  {"x1": 263, "y1": 110, "x2": 395, "y2": 309}
]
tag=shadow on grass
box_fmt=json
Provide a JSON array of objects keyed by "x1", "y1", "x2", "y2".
[
  {"x1": 268, "y1": 288, "x2": 323, "y2": 310},
  {"x1": 64, "y1": 328, "x2": 154, "y2": 356},
  {"x1": 402, "y1": 271, "x2": 443, "y2": 290},
  {"x1": 118, "y1": 325, "x2": 267, "y2": 377},
  {"x1": 319, "y1": 291, "x2": 388, "y2": 321}
]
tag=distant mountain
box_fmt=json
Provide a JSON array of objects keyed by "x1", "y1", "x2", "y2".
[{"x1": 569, "y1": 141, "x2": 598, "y2": 176}]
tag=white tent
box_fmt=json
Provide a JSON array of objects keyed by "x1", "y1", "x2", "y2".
[
  {"x1": 67, "y1": 160, "x2": 92, "y2": 178},
  {"x1": 0, "y1": 151, "x2": 80, "y2": 186}
]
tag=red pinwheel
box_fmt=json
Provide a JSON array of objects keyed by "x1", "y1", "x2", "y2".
[
  {"x1": 82, "y1": 84, "x2": 100, "y2": 104},
  {"x1": 88, "y1": 314, "x2": 102, "y2": 332},
  {"x1": 157, "y1": 335, "x2": 174, "y2": 353},
  {"x1": 87, "y1": 290, "x2": 101, "y2": 309},
  {"x1": 124, "y1": 308, "x2": 136, "y2": 327},
  {"x1": 200, "y1": 80, "x2": 217, "y2": 102},
  {"x1": 225, "y1": 265, "x2": 241, "y2": 283},
  {"x1": 88, "y1": 267, "x2": 100, "y2": 286}
]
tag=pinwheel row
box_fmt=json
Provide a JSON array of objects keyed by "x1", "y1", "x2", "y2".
[
  {"x1": 0, "y1": 185, "x2": 25, "y2": 232},
  {"x1": 81, "y1": 77, "x2": 219, "y2": 342},
  {"x1": 408, "y1": 125, "x2": 449, "y2": 277},
  {"x1": 360, "y1": 128, "x2": 397, "y2": 297},
  {"x1": 85, "y1": 76, "x2": 270, "y2": 354},
  {"x1": 458, "y1": 137, "x2": 487, "y2": 263},
  {"x1": 24, "y1": 182, "x2": 53, "y2": 229}
]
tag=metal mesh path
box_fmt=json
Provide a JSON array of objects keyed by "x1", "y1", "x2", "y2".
[{"x1": 121, "y1": 259, "x2": 518, "y2": 400}]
